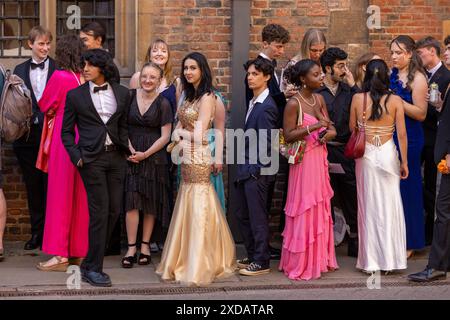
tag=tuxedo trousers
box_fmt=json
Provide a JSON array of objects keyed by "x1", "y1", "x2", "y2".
[
  {"x1": 79, "y1": 150, "x2": 127, "y2": 272},
  {"x1": 428, "y1": 174, "x2": 450, "y2": 272},
  {"x1": 234, "y1": 175, "x2": 274, "y2": 268},
  {"x1": 327, "y1": 145, "x2": 358, "y2": 234},
  {"x1": 13, "y1": 124, "x2": 47, "y2": 238}
]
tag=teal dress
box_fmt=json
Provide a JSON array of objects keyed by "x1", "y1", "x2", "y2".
[{"x1": 176, "y1": 91, "x2": 226, "y2": 211}]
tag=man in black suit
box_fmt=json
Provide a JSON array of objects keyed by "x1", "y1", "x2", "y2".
[
  {"x1": 417, "y1": 36, "x2": 450, "y2": 245},
  {"x1": 13, "y1": 26, "x2": 56, "y2": 250},
  {"x1": 81, "y1": 22, "x2": 121, "y2": 255},
  {"x1": 408, "y1": 40, "x2": 450, "y2": 283},
  {"x1": 317, "y1": 47, "x2": 360, "y2": 257},
  {"x1": 235, "y1": 58, "x2": 279, "y2": 276},
  {"x1": 62, "y1": 49, "x2": 130, "y2": 287},
  {"x1": 244, "y1": 24, "x2": 290, "y2": 260}
]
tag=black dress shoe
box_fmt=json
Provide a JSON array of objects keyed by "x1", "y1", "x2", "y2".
[
  {"x1": 347, "y1": 237, "x2": 358, "y2": 258},
  {"x1": 81, "y1": 269, "x2": 112, "y2": 287},
  {"x1": 24, "y1": 234, "x2": 42, "y2": 250},
  {"x1": 269, "y1": 245, "x2": 281, "y2": 260},
  {"x1": 408, "y1": 268, "x2": 447, "y2": 282}
]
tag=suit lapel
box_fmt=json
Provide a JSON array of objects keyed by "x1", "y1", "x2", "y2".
[
  {"x1": 46, "y1": 58, "x2": 56, "y2": 84},
  {"x1": 107, "y1": 82, "x2": 122, "y2": 124},
  {"x1": 23, "y1": 59, "x2": 38, "y2": 106}
]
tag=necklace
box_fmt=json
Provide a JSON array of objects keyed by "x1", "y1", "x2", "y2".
[
  {"x1": 298, "y1": 92, "x2": 316, "y2": 107},
  {"x1": 323, "y1": 79, "x2": 339, "y2": 96}
]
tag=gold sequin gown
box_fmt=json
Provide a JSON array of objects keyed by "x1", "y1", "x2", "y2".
[{"x1": 156, "y1": 99, "x2": 236, "y2": 286}]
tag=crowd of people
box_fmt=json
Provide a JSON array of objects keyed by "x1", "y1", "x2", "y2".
[{"x1": 0, "y1": 21, "x2": 449, "y2": 287}]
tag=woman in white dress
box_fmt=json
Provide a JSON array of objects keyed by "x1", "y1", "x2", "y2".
[{"x1": 349, "y1": 59, "x2": 409, "y2": 273}]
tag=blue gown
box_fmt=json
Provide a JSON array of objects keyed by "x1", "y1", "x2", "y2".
[{"x1": 390, "y1": 68, "x2": 425, "y2": 250}]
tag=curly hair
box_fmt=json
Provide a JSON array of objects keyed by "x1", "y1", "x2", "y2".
[
  {"x1": 82, "y1": 49, "x2": 118, "y2": 83},
  {"x1": 445, "y1": 35, "x2": 450, "y2": 46},
  {"x1": 55, "y1": 35, "x2": 83, "y2": 72},
  {"x1": 262, "y1": 24, "x2": 290, "y2": 44},
  {"x1": 180, "y1": 52, "x2": 214, "y2": 102},
  {"x1": 390, "y1": 35, "x2": 425, "y2": 90},
  {"x1": 320, "y1": 47, "x2": 348, "y2": 74},
  {"x1": 284, "y1": 59, "x2": 319, "y2": 88}
]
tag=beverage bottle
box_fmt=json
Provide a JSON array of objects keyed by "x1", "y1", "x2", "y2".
[{"x1": 429, "y1": 82, "x2": 440, "y2": 104}]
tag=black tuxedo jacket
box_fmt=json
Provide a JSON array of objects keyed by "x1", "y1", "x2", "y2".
[
  {"x1": 434, "y1": 88, "x2": 450, "y2": 164},
  {"x1": 236, "y1": 94, "x2": 279, "y2": 183},
  {"x1": 13, "y1": 57, "x2": 56, "y2": 127},
  {"x1": 61, "y1": 82, "x2": 131, "y2": 166},
  {"x1": 245, "y1": 55, "x2": 286, "y2": 128},
  {"x1": 423, "y1": 63, "x2": 450, "y2": 147}
]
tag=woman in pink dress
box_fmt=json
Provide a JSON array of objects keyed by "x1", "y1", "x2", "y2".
[
  {"x1": 279, "y1": 59, "x2": 338, "y2": 280},
  {"x1": 35, "y1": 35, "x2": 89, "y2": 271}
]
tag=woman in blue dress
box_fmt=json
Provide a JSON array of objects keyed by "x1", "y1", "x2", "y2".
[{"x1": 390, "y1": 35, "x2": 428, "y2": 258}]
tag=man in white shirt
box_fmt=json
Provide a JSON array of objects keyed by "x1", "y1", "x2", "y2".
[
  {"x1": 13, "y1": 26, "x2": 56, "y2": 251},
  {"x1": 62, "y1": 49, "x2": 131, "y2": 287}
]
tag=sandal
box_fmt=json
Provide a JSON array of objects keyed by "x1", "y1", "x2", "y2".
[
  {"x1": 121, "y1": 243, "x2": 137, "y2": 269},
  {"x1": 138, "y1": 241, "x2": 151, "y2": 265},
  {"x1": 36, "y1": 256, "x2": 69, "y2": 272}
]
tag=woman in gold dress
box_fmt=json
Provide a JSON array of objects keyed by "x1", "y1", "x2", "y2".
[{"x1": 156, "y1": 52, "x2": 236, "y2": 286}]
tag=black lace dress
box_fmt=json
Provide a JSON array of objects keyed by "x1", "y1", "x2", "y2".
[{"x1": 125, "y1": 91, "x2": 173, "y2": 228}]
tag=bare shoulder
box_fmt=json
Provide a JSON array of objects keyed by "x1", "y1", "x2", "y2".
[
  {"x1": 412, "y1": 71, "x2": 428, "y2": 87},
  {"x1": 386, "y1": 94, "x2": 403, "y2": 110}
]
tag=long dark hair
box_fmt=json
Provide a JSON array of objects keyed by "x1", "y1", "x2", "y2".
[
  {"x1": 363, "y1": 59, "x2": 391, "y2": 121},
  {"x1": 82, "y1": 49, "x2": 118, "y2": 83},
  {"x1": 55, "y1": 35, "x2": 83, "y2": 72},
  {"x1": 284, "y1": 59, "x2": 319, "y2": 88},
  {"x1": 390, "y1": 35, "x2": 425, "y2": 90},
  {"x1": 180, "y1": 52, "x2": 213, "y2": 102}
]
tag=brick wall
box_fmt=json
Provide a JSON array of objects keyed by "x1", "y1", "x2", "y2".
[
  {"x1": 3, "y1": 0, "x2": 449, "y2": 240},
  {"x1": 369, "y1": 0, "x2": 450, "y2": 61}
]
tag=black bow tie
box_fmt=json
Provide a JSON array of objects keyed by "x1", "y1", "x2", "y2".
[
  {"x1": 426, "y1": 70, "x2": 432, "y2": 79},
  {"x1": 93, "y1": 84, "x2": 108, "y2": 93},
  {"x1": 30, "y1": 61, "x2": 46, "y2": 70},
  {"x1": 272, "y1": 59, "x2": 277, "y2": 68}
]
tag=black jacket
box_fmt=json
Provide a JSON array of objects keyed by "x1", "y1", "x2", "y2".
[
  {"x1": 434, "y1": 89, "x2": 450, "y2": 164},
  {"x1": 245, "y1": 55, "x2": 286, "y2": 128},
  {"x1": 13, "y1": 57, "x2": 56, "y2": 127},
  {"x1": 236, "y1": 94, "x2": 279, "y2": 183},
  {"x1": 61, "y1": 82, "x2": 131, "y2": 166},
  {"x1": 423, "y1": 63, "x2": 450, "y2": 147}
]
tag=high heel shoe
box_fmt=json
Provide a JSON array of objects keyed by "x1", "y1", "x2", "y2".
[
  {"x1": 36, "y1": 256, "x2": 69, "y2": 272},
  {"x1": 121, "y1": 243, "x2": 137, "y2": 269},
  {"x1": 407, "y1": 250, "x2": 414, "y2": 260},
  {"x1": 138, "y1": 241, "x2": 151, "y2": 265}
]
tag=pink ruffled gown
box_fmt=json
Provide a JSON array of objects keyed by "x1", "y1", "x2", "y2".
[
  {"x1": 38, "y1": 70, "x2": 89, "y2": 258},
  {"x1": 279, "y1": 113, "x2": 338, "y2": 280}
]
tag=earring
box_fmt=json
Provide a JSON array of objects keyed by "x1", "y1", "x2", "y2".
[{"x1": 304, "y1": 84, "x2": 307, "y2": 88}]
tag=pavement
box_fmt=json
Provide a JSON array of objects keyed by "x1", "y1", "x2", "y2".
[{"x1": 0, "y1": 241, "x2": 449, "y2": 300}]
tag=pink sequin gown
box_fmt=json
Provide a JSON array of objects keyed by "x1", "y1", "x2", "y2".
[
  {"x1": 279, "y1": 113, "x2": 338, "y2": 280},
  {"x1": 38, "y1": 70, "x2": 89, "y2": 258}
]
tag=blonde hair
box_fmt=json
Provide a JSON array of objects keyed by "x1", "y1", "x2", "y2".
[
  {"x1": 144, "y1": 39, "x2": 173, "y2": 85},
  {"x1": 293, "y1": 28, "x2": 326, "y2": 61}
]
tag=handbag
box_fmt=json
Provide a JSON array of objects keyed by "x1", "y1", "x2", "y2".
[
  {"x1": 344, "y1": 92, "x2": 367, "y2": 159},
  {"x1": 279, "y1": 95, "x2": 307, "y2": 164}
]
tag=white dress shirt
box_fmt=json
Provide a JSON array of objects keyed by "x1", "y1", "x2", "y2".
[
  {"x1": 89, "y1": 81, "x2": 117, "y2": 146},
  {"x1": 29, "y1": 57, "x2": 49, "y2": 102},
  {"x1": 259, "y1": 52, "x2": 279, "y2": 86},
  {"x1": 245, "y1": 88, "x2": 270, "y2": 124},
  {"x1": 427, "y1": 61, "x2": 443, "y2": 82}
]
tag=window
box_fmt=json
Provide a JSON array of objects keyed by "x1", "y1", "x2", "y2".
[
  {"x1": 0, "y1": 0, "x2": 40, "y2": 58},
  {"x1": 56, "y1": 0, "x2": 115, "y2": 57}
]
